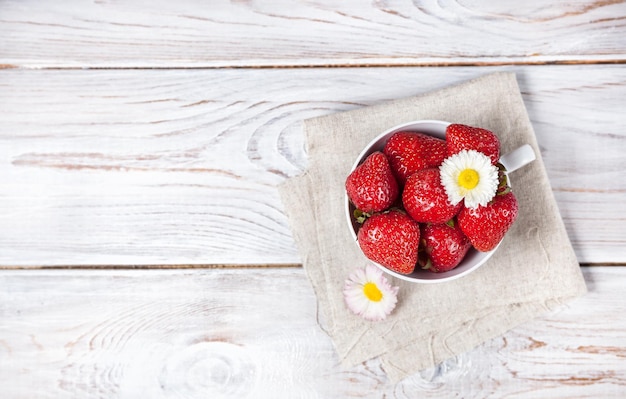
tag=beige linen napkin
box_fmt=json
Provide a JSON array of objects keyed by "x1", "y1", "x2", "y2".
[{"x1": 278, "y1": 72, "x2": 587, "y2": 382}]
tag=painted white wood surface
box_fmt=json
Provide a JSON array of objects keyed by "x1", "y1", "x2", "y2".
[
  {"x1": 0, "y1": 267, "x2": 624, "y2": 398},
  {"x1": 1, "y1": 65, "x2": 624, "y2": 266},
  {"x1": 1, "y1": 0, "x2": 625, "y2": 68},
  {"x1": 1, "y1": 0, "x2": 625, "y2": 396}
]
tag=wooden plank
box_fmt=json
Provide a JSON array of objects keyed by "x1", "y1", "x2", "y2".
[
  {"x1": 1, "y1": 65, "x2": 625, "y2": 267},
  {"x1": 0, "y1": 267, "x2": 624, "y2": 398},
  {"x1": 1, "y1": 0, "x2": 625, "y2": 68}
]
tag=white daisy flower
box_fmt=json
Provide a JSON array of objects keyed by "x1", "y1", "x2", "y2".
[
  {"x1": 343, "y1": 264, "x2": 399, "y2": 321},
  {"x1": 439, "y1": 150, "x2": 499, "y2": 209}
]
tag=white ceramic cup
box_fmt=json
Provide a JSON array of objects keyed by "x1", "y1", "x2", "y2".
[{"x1": 345, "y1": 120, "x2": 536, "y2": 283}]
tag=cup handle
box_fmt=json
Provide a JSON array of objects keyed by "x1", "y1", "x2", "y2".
[{"x1": 499, "y1": 144, "x2": 536, "y2": 173}]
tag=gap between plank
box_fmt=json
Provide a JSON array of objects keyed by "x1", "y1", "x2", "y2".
[
  {"x1": 0, "y1": 263, "x2": 623, "y2": 270},
  {"x1": 0, "y1": 264, "x2": 303, "y2": 270},
  {"x1": 1, "y1": 59, "x2": 625, "y2": 71}
]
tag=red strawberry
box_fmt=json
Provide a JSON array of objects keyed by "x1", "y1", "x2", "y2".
[
  {"x1": 383, "y1": 131, "x2": 447, "y2": 186},
  {"x1": 346, "y1": 151, "x2": 399, "y2": 214},
  {"x1": 457, "y1": 191, "x2": 519, "y2": 252},
  {"x1": 402, "y1": 168, "x2": 462, "y2": 224},
  {"x1": 446, "y1": 124, "x2": 500, "y2": 165},
  {"x1": 357, "y1": 210, "x2": 420, "y2": 275},
  {"x1": 419, "y1": 220, "x2": 471, "y2": 273}
]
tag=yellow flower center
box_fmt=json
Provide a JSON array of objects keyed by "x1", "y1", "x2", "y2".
[
  {"x1": 363, "y1": 282, "x2": 383, "y2": 302},
  {"x1": 458, "y1": 169, "x2": 480, "y2": 189}
]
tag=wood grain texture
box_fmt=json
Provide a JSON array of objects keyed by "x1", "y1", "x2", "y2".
[
  {"x1": 1, "y1": 0, "x2": 625, "y2": 68},
  {"x1": 1, "y1": 65, "x2": 625, "y2": 266},
  {"x1": 0, "y1": 267, "x2": 624, "y2": 398}
]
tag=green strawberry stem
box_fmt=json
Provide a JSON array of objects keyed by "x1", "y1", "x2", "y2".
[
  {"x1": 495, "y1": 162, "x2": 511, "y2": 196},
  {"x1": 353, "y1": 209, "x2": 371, "y2": 224}
]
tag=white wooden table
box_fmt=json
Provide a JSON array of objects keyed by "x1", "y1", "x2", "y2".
[{"x1": 1, "y1": 1, "x2": 625, "y2": 397}]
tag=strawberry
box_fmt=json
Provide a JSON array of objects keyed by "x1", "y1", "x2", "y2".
[
  {"x1": 345, "y1": 151, "x2": 399, "y2": 214},
  {"x1": 419, "y1": 220, "x2": 471, "y2": 273},
  {"x1": 446, "y1": 124, "x2": 500, "y2": 165},
  {"x1": 457, "y1": 191, "x2": 519, "y2": 252},
  {"x1": 357, "y1": 210, "x2": 420, "y2": 275},
  {"x1": 383, "y1": 131, "x2": 447, "y2": 186},
  {"x1": 402, "y1": 168, "x2": 462, "y2": 224}
]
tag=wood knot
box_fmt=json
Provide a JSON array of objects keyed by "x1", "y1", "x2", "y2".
[{"x1": 159, "y1": 341, "x2": 256, "y2": 398}]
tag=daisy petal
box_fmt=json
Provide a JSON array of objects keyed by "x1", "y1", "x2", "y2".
[
  {"x1": 344, "y1": 264, "x2": 399, "y2": 321},
  {"x1": 439, "y1": 150, "x2": 499, "y2": 209}
]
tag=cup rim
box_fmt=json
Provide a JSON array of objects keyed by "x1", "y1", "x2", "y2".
[{"x1": 345, "y1": 119, "x2": 500, "y2": 284}]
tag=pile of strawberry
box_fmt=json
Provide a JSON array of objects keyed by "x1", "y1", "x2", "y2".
[{"x1": 345, "y1": 124, "x2": 518, "y2": 275}]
